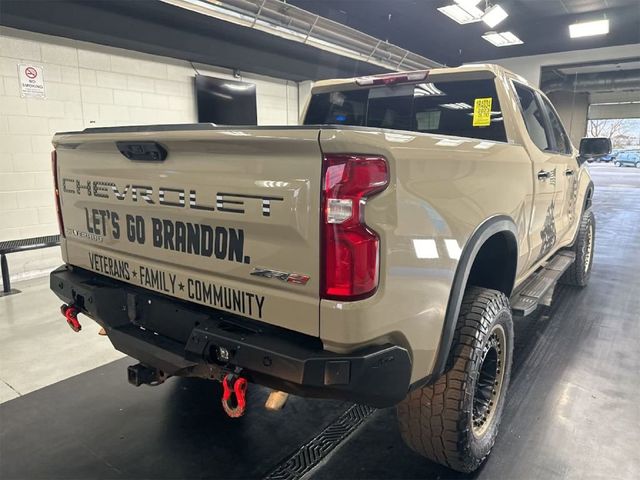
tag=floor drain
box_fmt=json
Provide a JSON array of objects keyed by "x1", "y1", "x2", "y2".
[{"x1": 264, "y1": 403, "x2": 376, "y2": 480}]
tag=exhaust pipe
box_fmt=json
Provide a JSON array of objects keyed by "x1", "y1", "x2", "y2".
[{"x1": 265, "y1": 390, "x2": 289, "y2": 411}]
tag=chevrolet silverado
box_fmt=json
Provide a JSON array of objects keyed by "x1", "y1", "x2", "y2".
[{"x1": 50, "y1": 64, "x2": 609, "y2": 472}]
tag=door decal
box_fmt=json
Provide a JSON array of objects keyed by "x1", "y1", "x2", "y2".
[
  {"x1": 567, "y1": 175, "x2": 579, "y2": 224},
  {"x1": 539, "y1": 200, "x2": 557, "y2": 259}
]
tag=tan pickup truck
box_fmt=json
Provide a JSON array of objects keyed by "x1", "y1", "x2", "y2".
[{"x1": 50, "y1": 64, "x2": 610, "y2": 472}]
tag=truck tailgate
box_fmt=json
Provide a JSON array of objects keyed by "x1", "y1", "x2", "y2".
[{"x1": 53, "y1": 127, "x2": 322, "y2": 336}]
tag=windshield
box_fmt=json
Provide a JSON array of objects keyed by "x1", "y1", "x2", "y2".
[{"x1": 304, "y1": 78, "x2": 507, "y2": 142}]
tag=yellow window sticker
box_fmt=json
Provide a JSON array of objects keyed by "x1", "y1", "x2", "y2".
[{"x1": 473, "y1": 97, "x2": 492, "y2": 127}]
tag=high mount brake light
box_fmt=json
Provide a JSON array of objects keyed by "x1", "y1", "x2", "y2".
[
  {"x1": 321, "y1": 154, "x2": 389, "y2": 301},
  {"x1": 51, "y1": 150, "x2": 65, "y2": 237},
  {"x1": 356, "y1": 71, "x2": 428, "y2": 86}
]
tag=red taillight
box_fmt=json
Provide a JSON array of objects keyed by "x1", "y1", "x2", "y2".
[
  {"x1": 321, "y1": 154, "x2": 389, "y2": 301},
  {"x1": 51, "y1": 150, "x2": 65, "y2": 237}
]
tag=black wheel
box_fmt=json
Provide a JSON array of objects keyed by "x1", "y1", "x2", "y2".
[
  {"x1": 614, "y1": 161, "x2": 621, "y2": 167},
  {"x1": 635, "y1": 162, "x2": 640, "y2": 169},
  {"x1": 561, "y1": 209, "x2": 595, "y2": 287},
  {"x1": 397, "y1": 287, "x2": 514, "y2": 473}
]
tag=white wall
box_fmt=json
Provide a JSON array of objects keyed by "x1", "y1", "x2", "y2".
[
  {"x1": 488, "y1": 43, "x2": 640, "y2": 87},
  {"x1": 0, "y1": 26, "x2": 299, "y2": 283}
]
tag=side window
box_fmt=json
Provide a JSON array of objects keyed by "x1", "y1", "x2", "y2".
[
  {"x1": 539, "y1": 95, "x2": 572, "y2": 154},
  {"x1": 513, "y1": 83, "x2": 551, "y2": 152}
]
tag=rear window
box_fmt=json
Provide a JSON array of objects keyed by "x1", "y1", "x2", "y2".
[{"x1": 304, "y1": 78, "x2": 507, "y2": 142}]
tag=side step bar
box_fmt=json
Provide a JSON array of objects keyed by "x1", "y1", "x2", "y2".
[{"x1": 511, "y1": 251, "x2": 576, "y2": 316}]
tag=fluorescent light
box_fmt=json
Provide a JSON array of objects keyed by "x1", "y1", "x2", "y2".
[
  {"x1": 569, "y1": 19, "x2": 609, "y2": 38},
  {"x1": 482, "y1": 31, "x2": 524, "y2": 46},
  {"x1": 440, "y1": 102, "x2": 473, "y2": 110},
  {"x1": 453, "y1": 0, "x2": 484, "y2": 19},
  {"x1": 438, "y1": 2, "x2": 483, "y2": 25},
  {"x1": 482, "y1": 4, "x2": 508, "y2": 28}
]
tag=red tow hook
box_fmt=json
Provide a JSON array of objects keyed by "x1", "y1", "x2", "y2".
[
  {"x1": 60, "y1": 304, "x2": 82, "y2": 332},
  {"x1": 221, "y1": 374, "x2": 248, "y2": 418}
]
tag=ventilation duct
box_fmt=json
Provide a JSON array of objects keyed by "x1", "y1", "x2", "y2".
[
  {"x1": 542, "y1": 69, "x2": 640, "y2": 94},
  {"x1": 160, "y1": 0, "x2": 441, "y2": 71}
]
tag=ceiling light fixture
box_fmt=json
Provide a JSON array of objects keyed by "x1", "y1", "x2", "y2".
[
  {"x1": 569, "y1": 19, "x2": 610, "y2": 38},
  {"x1": 482, "y1": 31, "x2": 524, "y2": 46},
  {"x1": 438, "y1": 0, "x2": 484, "y2": 25},
  {"x1": 482, "y1": 4, "x2": 508, "y2": 28}
]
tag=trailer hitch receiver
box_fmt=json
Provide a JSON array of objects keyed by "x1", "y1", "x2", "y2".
[
  {"x1": 221, "y1": 374, "x2": 248, "y2": 418},
  {"x1": 127, "y1": 363, "x2": 166, "y2": 386}
]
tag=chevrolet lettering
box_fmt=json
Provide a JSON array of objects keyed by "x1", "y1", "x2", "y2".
[{"x1": 61, "y1": 178, "x2": 284, "y2": 217}]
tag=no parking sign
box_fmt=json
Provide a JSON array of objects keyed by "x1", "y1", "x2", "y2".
[{"x1": 18, "y1": 64, "x2": 45, "y2": 98}]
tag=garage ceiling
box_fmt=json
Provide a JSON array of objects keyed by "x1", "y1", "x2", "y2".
[
  {"x1": 0, "y1": 0, "x2": 390, "y2": 81},
  {"x1": 1, "y1": 0, "x2": 638, "y2": 78},
  {"x1": 287, "y1": 0, "x2": 640, "y2": 66}
]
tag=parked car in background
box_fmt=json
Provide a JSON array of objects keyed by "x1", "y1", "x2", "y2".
[
  {"x1": 588, "y1": 150, "x2": 617, "y2": 163},
  {"x1": 614, "y1": 150, "x2": 640, "y2": 167}
]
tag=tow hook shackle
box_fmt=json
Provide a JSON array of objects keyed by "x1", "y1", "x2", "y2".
[
  {"x1": 221, "y1": 374, "x2": 248, "y2": 418},
  {"x1": 60, "y1": 304, "x2": 82, "y2": 332}
]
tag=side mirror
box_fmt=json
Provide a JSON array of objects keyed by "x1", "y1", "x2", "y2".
[{"x1": 578, "y1": 137, "x2": 612, "y2": 164}]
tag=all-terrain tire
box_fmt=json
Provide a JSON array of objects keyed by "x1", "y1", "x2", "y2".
[
  {"x1": 397, "y1": 287, "x2": 514, "y2": 473},
  {"x1": 561, "y1": 209, "x2": 595, "y2": 287}
]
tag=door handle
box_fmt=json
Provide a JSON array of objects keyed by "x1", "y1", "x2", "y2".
[
  {"x1": 537, "y1": 170, "x2": 552, "y2": 180},
  {"x1": 565, "y1": 169, "x2": 575, "y2": 176}
]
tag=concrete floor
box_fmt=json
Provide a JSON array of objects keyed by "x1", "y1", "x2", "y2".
[
  {"x1": 0, "y1": 163, "x2": 638, "y2": 479},
  {"x1": 0, "y1": 276, "x2": 123, "y2": 403}
]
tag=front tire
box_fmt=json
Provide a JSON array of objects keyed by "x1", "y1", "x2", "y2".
[
  {"x1": 614, "y1": 161, "x2": 621, "y2": 167},
  {"x1": 397, "y1": 287, "x2": 514, "y2": 473},
  {"x1": 562, "y1": 209, "x2": 595, "y2": 287}
]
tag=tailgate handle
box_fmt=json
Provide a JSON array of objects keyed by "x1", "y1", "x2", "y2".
[{"x1": 116, "y1": 141, "x2": 167, "y2": 161}]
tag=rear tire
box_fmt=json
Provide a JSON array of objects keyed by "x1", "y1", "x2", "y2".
[
  {"x1": 635, "y1": 162, "x2": 640, "y2": 168},
  {"x1": 561, "y1": 209, "x2": 595, "y2": 287},
  {"x1": 397, "y1": 287, "x2": 514, "y2": 473}
]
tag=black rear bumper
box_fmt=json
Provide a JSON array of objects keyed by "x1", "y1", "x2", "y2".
[{"x1": 50, "y1": 265, "x2": 412, "y2": 408}]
